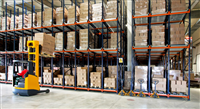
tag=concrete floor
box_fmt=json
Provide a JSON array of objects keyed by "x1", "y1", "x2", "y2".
[{"x1": 0, "y1": 84, "x2": 199, "y2": 109}]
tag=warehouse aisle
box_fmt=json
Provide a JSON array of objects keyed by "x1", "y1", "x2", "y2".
[{"x1": 0, "y1": 84, "x2": 199, "y2": 109}]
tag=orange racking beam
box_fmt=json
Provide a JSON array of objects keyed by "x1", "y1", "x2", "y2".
[{"x1": 132, "y1": 45, "x2": 189, "y2": 50}]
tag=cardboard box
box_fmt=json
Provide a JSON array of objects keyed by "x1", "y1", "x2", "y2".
[
  {"x1": 37, "y1": 12, "x2": 45, "y2": 26},
  {"x1": 92, "y1": 3, "x2": 106, "y2": 21},
  {"x1": 44, "y1": 8, "x2": 56, "y2": 26},
  {"x1": 152, "y1": 26, "x2": 165, "y2": 46},
  {"x1": 135, "y1": 66, "x2": 148, "y2": 91},
  {"x1": 108, "y1": 66, "x2": 119, "y2": 78},
  {"x1": 135, "y1": 0, "x2": 148, "y2": 15},
  {"x1": 55, "y1": 32, "x2": 67, "y2": 51},
  {"x1": 56, "y1": 7, "x2": 68, "y2": 25},
  {"x1": 79, "y1": 29, "x2": 96, "y2": 49},
  {"x1": 80, "y1": 2, "x2": 92, "y2": 22},
  {"x1": 152, "y1": 66, "x2": 164, "y2": 78},
  {"x1": 151, "y1": 0, "x2": 166, "y2": 14},
  {"x1": 77, "y1": 67, "x2": 92, "y2": 86},
  {"x1": 110, "y1": 33, "x2": 122, "y2": 49},
  {"x1": 65, "y1": 75, "x2": 74, "y2": 86},
  {"x1": 106, "y1": 1, "x2": 120, "y2": 19},
  {"x1": 135, "y1": 26, "x2": 148, "y2": 46},
  {"x1": 67, "y1": 6, "x2": 80, "y2": 23},
  {"x1": 96, "y1": 67, "x2": 105, "y2": 72},
  {"x1": 104, "y1": 77, "x2": 116, "y2": 89},
  {"x1": 18, "y1": 15, "x2": 28, "y2": 29},
  {"x1": 28, "y1": 13, "x2": 37, "y2": 28},
  {"x1": 170, "y1": 24, "x2": 185, "y2": 45},
  {"x1": 66, "y1": 31, "x2": 79, "y2": 50},
  {"x1": 171, "y1": 0, "x2": 186, "y2": 12},
  {"x1": 54, "y1": 77, "x2": 62, "y2": 85},
  {"x1": 1, "y1": 17, "x2": 11, "y2": 30},
  {"x1": 90, "y1": 72, "x2": 102, "y2": 87},
  {"x1": 10, "y1": 16, "x2": 19, "y2": 30},
  {"x1": 103, "y1": 39, "x2": 111, "y2": 48},
  {"x1": 35, "y1": 33, "x2": 55, "y2": 55}
]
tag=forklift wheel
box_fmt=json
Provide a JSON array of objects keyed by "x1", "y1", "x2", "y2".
[{"x1": 46, "y1": 89, "x2": 50, "y2": 93}]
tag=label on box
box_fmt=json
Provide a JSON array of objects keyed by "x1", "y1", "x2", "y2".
[{"x1": 84, "y1": 81, "x2": 87, "y2": 85}]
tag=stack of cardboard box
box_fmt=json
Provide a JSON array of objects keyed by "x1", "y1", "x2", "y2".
[
  {"x1": 18, "y1": 15, "x2": 28, "y2": 29},
  {"x1": 79, "y1": 29, "x2": 96, "y2": 49},
  {"x1": 135, "y1": 66, "x2": 148, "y2": 91},
  {"x1": 170, "y1": 76, "x2": 186, "y2": 93},
  {"x1": 135, "y1": 0, "x2": 148, "y2": 15},
  {"x1": 106, "y1": 0, "x2": 119, "y2": 19},
  {"x1": 0, "y1": 66, "x2": 5, "y2": 80},
  {"x1": 55, "y1": 32, "x2": 67, "y2": 51},
  {"x1": 152, "y1": 66, "x2": 166, "y2": 92},
  {"x1": 124, "y1": 71, "x2": 131, "y2": 90},
  {"x1": 151, "y1": 0, "x2": 166, "y2": 14},
  {"x1": 19, "y1": 37, "x2": 27, "y2": 51},
  {"x1": 171, "y1": 0, "x2": 186, "y2": 12},
  {"x1": 110, "y1": 33, "x2": 121, "y2": 49},
  {"x1": 10, "y1": 16, "x2": 19, "y2": 30},
  {"x1": 1, "y1": 17, "x2": 11, "y2": 30},
  {"x1": 90, "y1": 72, "x2": 102, "y2": 88},
  {"x1": 67, "y1": 31, "x2": 78, "y2": 50},
  {"x1": 54, "y1": 75, "x2": 63, "y2": 85},
  {"x1": 108, "y1": 66, "x2": 118, "y2": 78},
  {"x1": 103, "y1": 39, "x2": 111, "y2": 48},
  {"x1": 44, "y1": 8, "x2": 56, "y2": 26},
  {"x1": 170, "y1": 24, "x2": 185, "y2": 45},
  {"x1": 65, "y1": 75, "x2": 74, "y2": 86},
  {"x1": 35, "y1": 33, "x2": 55, "y2": 55},
  {"x1": 80, "y1": 2, "x2": 92, "y2": 22},
  {"x1": 64, "y1": 68, "x2": 75, "y2": 76},
  {"x1": 104, "y1": 77, "x2": 116, "y2": 89},
  {"x1": 68, "y1": 6, "x2": 80, "y2": 23},
  {"x1": 56, "y1": 7, "x2": 68, "y2": 25},
  {"x1": 96, "y1": 67, "x2": 105, "y2": 72},
  {"x1": 92, "y1": 3, "x2": 106, "y2": 21},
  {"x1": 43, "y1": 70, "x2": 52, "y2": 84},
  {"x1": 135, "y1": 26, "x2": 148, "y2": 46},
  {"x1": 77, "y1": 67, "x2": 92, "y2": 86},
  {"x1": 28, "y1": 13, "x2": 37, "y2": 28},
  {"x1": 37, "y1": 12, "x2": 44, "y2": 26},
  {"x1": 169, "y1": 70, "x2": 181, "y2": 80},
  {"x1": 152, "y1": 25, "x2": 165, "y2": 46},
  {"x1": 8, "y1": 66, "x2": 22, "y2": 81}
]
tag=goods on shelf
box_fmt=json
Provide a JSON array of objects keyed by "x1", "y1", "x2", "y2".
[
  {"x1": 180, "y1": 73, "x2": 195, "y2": 81},
  {"x1": 103, "y1": 39, "x2": 111, "y2": 48},
  {"x1": 79, "y1": 29, "x2": 96, "y2": 49},
  {"x1": 66, "y1": 31, "x2": 79, "y2": 50},
  {"x1": 170, "y1": 24, "x2": 185, "y2": 45},
  {"x1": 0, "y1": 73, "x2": 5, "y2": 80},
  {"x1": 18, "y1": 15, "x2": 28, "y2": 29},
  {"x1": 64, "y1": 68, "x2": 75, "y2": 76},
  {"x1": 104, "y1": 77, "x2": 116, "y2": 89},
  {"x1": 124, "y1": 71, "x2": 131, "y2": 90},
  {"x1": 92, "y1": 3, "x2": 106, "y2": 21},
  {"x1": 185, "y1": 58, "x2": 192, "y2": 71},
  {"x1": 80, "y1": 2, "x2": 92, "y2": 22},
  {"x1": 37, "y1": 12, "x2": 44, "y2": 26},
  {"x1": 28, "y1": 13, "x2": 37, "y2": 28},
  {"x1": 35, "y1": 33, "x2": 55, "y2": 55},
  {"x1": 169, "y1": 70, "x2": 181, "y2": 80},
  {"x1": 19, "y1": 37, "x2": 27, "y2": 51},
  {"x1": 90, "y1": 72, "x2": 103, "y2": 88},
  {"x1": 135, "y1": 0, "x2": 148, "y2": 15},
  {"x1": 171, "y1": 0, "x2": 186, "y2": 12},
  {"x1": 44, "y1": 8, "x2": 56, "y2": 26},
  {"x1": 96, "y1": 67, "x2": 105, "y2": 72},
  {"x1": 8, "y1": 66, "x2": 22, "y2": 81},
  {"x1": 43, "y1": 71, "x2": 52, "y2": 84},
  {"x1": 0, "y1": 66, "x2": 6, "y2": 73},
  {"x1": 110, "y1": 33, "x2": 122, "y2": 49},
  {"x1": 151, "y1": 0, "x2": 166, "y2": 14},
  {"x1": 108, "y1": 66, "x2": 118, "y2": 78},
  {"x1": 77, "y1": 67, "x2": 92, "y2": 86},
  {"x1": 1, "y1": 17, "x2": 11, "y2": 30},
  {"x1": 152, "y1": 66, "x2": 164, "y2": 78},
  {"x1": 10, "y1": 16, "x2": 19, "y2": 30},
  {"x1": 54, "y1": 76, "x2": 63, "y2": 85},
  {"x1": 68, "y1": 6, "x2": 80, "y2": 23},
  {"x1": 170, "y1": 76, "x2": 186, "y2": 93},
  {"x1": 106, "y1": 0, "x2": 119, "y2": 19},
  {"x1": 135, "y1": 26, "x2": 148, "y2": 46},
  {"x1": 65, "y1": 75, "x2": 74, "y2": 86},
  {"x1": 152, "y1": 78, "x2": 166, "y2": 92},
  {"x1": 55, "y1": 32, "x2": 67, "y2": 51},
  {"x1": 56, "y1": 7, "x2": 68, "y2": 25},
  {"x1": 152, "y1": 25, "x2": 165, "y2": 46},
  {"x1": 135, "y1": 66, "x2": 148, "y2": 91}
]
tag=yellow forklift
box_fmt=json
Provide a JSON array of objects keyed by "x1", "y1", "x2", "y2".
[{"x1": 13, "y1": 40, "x2": 50, "y2": 96}]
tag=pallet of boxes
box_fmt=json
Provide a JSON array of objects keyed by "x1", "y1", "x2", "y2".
[
  {"x1": 104, "y1": 66, "x2": 118, "y2": 89},
  {"x1": 135, "y1": 66, "x2": 148, "y2": 92},
  {"x1": 79, "y1": 29, "x2": 96, "y2": 50},
  {"x1": 90, "y1": 67, "x2": 105, "y2": 88},
  {"x1": 124, "y1": 71, "x2": 132, "y2": 91},
  {"x1": 64, "y1": 68, "x2": 75, "y2": 86},
  {"x1": 152, "y1": 67, "x2": 166, "y2": 93},
  {"x1": 0, "y1": 66, "x2": 6, "y2": 80},
  {"x1": 169, "y1": 70, "x2": 187, "y2": 94},
  {"x1": 77, "y1": 67, "x2": 92, "y2": 87}
]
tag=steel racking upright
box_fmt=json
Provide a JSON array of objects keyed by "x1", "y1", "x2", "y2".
[
  {"x1": 131, "y1": 0, "x2": 191, "y2": 100},
  {"x1": 0, "y1": 0, "x2": 125, "y2": 94}
]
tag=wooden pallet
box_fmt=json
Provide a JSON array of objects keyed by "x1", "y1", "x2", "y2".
[
  {"x1": 90, "y1": 86, "x2": 101, "y2": 88},
  {"x1": 44, "y1": 82, "x2": 51, "y2": 84},
  {"x1": 54, "y1": 83, "x2": 62, "y2": 85},
  {"x1": 40, "y1": 53, "x2": 55, "y2": 58},
  {"x1": 104, "y1": 87, "x2": 116, "y2": 90},
  {"x1": 65, "y1": 84, "x2": 74, "y2": 86},
  {"x1": 77, "y1": 85, "x2": 87, "y2": 87}
]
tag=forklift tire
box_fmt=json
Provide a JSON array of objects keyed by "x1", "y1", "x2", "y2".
[{"x1": 46, "y1": 89, "x2": 50, "y2": 93}]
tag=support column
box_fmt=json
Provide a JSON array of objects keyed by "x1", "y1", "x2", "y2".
[{"x1": 127, "y1": 0, "x2": 132, "y2": 71}]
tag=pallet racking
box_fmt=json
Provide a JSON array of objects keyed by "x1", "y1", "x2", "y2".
[
  {"x1": 0, "y1": 0, "x2": 126, "y2": 93},
  {"x1": 131, "y1": 0, "x2": 192, "y2": 100}
]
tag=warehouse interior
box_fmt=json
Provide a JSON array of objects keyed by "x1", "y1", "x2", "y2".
[{"x1": 0, "y1": 0, "x2": 200, "y2": 109}]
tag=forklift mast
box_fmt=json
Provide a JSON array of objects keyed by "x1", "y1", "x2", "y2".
[{"x1": 27, "y1": 41, "x2": 39, "y2": 78}]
